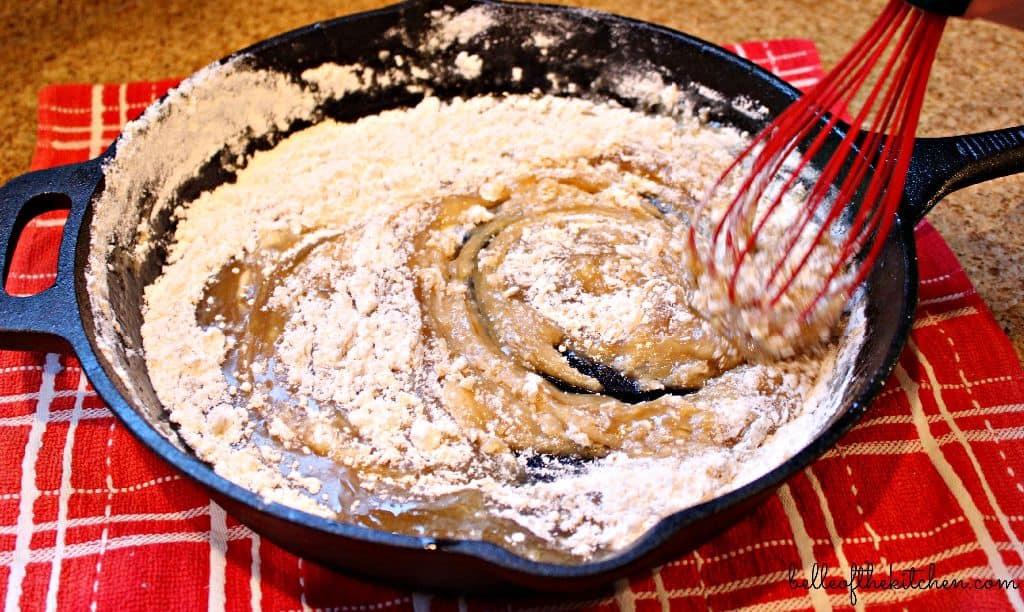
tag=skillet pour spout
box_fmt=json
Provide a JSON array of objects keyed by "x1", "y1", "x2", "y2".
[{"x1": 0, "y1": 0, "x2": 1023, "y2": 593}]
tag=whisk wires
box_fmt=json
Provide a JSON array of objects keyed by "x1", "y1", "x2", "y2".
[{"x1": 689, "y1": 0, "x2": 948, "y2": 327}]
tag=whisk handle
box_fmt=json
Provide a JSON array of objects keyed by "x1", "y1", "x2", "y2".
[
  {"x1": 905, "y1": 0, "x2": 971, "y2": 16},
  {"x1": 901, "y1": 125, "x2": 1024, "y2": 224}
]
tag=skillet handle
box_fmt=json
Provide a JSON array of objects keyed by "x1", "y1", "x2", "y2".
[
  {"x1": 0, "y1": 160, "x2": 104, "y2": 352},
  {"x1": 901, "y1": 124, "x2": 1024, "y2": 225}
]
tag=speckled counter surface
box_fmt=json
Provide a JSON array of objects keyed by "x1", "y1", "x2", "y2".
[{"x1": 3, "y1": 0, "x2": 1023, "y2": 360}]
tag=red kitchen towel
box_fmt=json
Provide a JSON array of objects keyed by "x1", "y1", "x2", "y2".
[{"x1": 3, "y1": 38, "x2": 1024, "y2": 611}]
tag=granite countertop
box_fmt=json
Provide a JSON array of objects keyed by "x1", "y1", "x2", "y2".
[{"x1": 2, "y1": 0, "x2": 1022, "y2": 360}]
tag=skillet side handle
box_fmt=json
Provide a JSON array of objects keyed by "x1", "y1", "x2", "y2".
[
  {"x1": 0, "y1": 160, "x2": 104, "y2": 352},
  {"x1": 901, "y1": 124, "x2": 1024, "y2": 225}
]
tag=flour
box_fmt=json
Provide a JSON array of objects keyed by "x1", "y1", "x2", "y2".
[
  {"x1": 84, "y1": 4, "x2": 865, "y2": 564},
  {"x1": 453, "y1": 51, "x2": 484, "y2": 79},
  {"x1": 425, "y1": 5, "x2": 496, "y2": 50},
  {"x1": 135, "y1": 92, "x2": 854, "y2": 562},
  {"x1": 300, "y1": 63, "x2": 365, "y2": 97}
]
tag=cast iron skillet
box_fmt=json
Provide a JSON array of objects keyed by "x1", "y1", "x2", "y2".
[{"x1": 0, "y1": 0, "x2": 1022, "y2": 594}]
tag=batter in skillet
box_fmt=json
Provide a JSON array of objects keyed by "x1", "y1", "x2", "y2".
[{"x1": 142, "y1": 93, "x2": 843, "y2": 562}]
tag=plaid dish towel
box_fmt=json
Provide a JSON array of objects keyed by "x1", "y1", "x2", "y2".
[{"x1": 3, "y1": 38, "x2": 1024, "y2": 611}]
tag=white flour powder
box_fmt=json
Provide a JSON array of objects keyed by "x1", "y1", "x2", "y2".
[
  {"x1": 137, "y1": 92, "x2": 855, "y2": 561},
  {"x1": 85, "y1": 5, "x2": 866, "y2": 564}
]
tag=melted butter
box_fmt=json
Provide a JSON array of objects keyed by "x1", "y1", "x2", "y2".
[
  {"x1": 196, "y1": 225, "x2": 568, "y2": 560},
  {"x1": 192, "y1": 159, "x2": 775, "y2": 563},
  {"x1": 412, "y1": 173, "x2": 741, "y2": 456}
]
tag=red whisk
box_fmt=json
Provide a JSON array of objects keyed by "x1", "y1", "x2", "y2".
[{"x1": 687, "y1": 0, "x2": 969, "y2": 356}]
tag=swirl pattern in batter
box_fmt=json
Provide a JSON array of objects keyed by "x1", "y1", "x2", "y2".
[{"x1": 142, "y1": 93, "x2": 841, "y2": 562}]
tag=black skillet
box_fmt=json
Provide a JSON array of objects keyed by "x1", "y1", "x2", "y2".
[{"x1": 0, "y1": 0, "x2": 1022, "y2": 594}]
